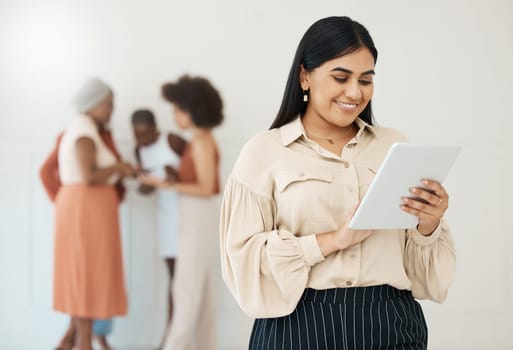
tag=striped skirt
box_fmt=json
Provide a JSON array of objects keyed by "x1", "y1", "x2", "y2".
[{"x1": 249, "y1": 285, "x2": 427, "y2": 350}]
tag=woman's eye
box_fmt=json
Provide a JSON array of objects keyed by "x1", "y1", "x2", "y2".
[
  {"x1": 333, "y1": 77, "x2": 348, "y2": 83},
  {"x1": 359, "y1": 80, "x2": 373, "y2": 86}
]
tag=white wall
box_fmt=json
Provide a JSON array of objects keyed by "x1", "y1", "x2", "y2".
[{"x1": 0, "y1": 0, "x2": 512, "y2": 349}]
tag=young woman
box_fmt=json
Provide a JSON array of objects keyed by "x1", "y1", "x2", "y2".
[
  {"x1": 220, "y1": 16, "x2": 455, "y2": 349},
  {"x1": 139, "y1": 75, "x2": 223, "y2": 350}
]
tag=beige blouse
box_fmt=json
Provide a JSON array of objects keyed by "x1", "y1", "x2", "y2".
[{"x1": 220, "y1": 117, "x2": 456, "y2": 318}]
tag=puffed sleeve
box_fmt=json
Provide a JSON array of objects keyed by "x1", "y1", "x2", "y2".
[
  {"x1": 404, "y1": 219, "x2": 456, "y2": 303},
  {"x1": 220, "y1": 134, "x2": 325, "y2": 318}
]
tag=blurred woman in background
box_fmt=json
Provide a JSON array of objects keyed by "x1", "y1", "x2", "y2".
[
  {"x1": 139, "y1": 75, "x2": 223, "y2": 350},
  {"x1": 131, "y1": 108, "x2": 186, "y2": 348},
  {"x1": 39, "y1": 103, "x2": 128, "y2": 350},
  {"x1": 53, "y1": 78, "x2": 134, "y2": 350}
]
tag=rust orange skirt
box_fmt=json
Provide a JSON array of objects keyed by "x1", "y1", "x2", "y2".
[{"x1": 53, "y1": 184, "x2": 127, "y2": 318}]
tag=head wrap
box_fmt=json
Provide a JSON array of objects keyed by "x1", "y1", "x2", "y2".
[{"x1": 73, "y1": 78, "x2": 112, "y2": 113}]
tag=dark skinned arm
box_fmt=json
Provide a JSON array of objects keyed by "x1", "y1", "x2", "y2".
[
  {"x1": 135, "y1": 146, "x2": 156, "y2": 195},
  {"x1": 167, "y1": 133, "x2": 187, "y2": 156},
  {"x1": 76, "y1": 137, "x2": 129, "y2": 185}
]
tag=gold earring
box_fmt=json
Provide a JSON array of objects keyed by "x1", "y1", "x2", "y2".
[{"x1": 303, "y1": 90, "x2": 308, "y2": 102}]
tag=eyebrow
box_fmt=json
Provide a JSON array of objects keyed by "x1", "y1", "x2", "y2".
[{"x1": 330, "y1": 67, "x2": 375, "y2": 76}]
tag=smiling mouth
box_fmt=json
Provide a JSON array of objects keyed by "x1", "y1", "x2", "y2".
[{"x1": 335, "y1": 100, "x2": 359, "y2": 110}]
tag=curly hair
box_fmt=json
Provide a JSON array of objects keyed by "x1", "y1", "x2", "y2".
[{"x1": 162, "y1": 75, "x2": 223, "y2": 129}]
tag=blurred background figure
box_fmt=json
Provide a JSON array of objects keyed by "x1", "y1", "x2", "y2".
[
  {"x1": 39, "y1": 122, "x2": 122, "y2": 350},
  {"x1": 51, "y1": 78, "x2": 135, "y2": 350},
  {"x1": 139, "y1": 75, "x2": 223, "y2": 350},
  {"x1": 131, "y1": 108, "x2": 186, "y2": 348}
]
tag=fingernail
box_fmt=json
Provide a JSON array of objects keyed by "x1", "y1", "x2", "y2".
[{"x1": 422, "y1": 180, "x2": 429, "y2": 185}]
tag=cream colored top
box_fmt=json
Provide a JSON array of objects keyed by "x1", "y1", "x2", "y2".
[
  {"x1": 58, "y1": 115, "x2": 118, "y2": 185},
  {"x1": 220, "y1": 117, "x2": 456, "y2": 318}
]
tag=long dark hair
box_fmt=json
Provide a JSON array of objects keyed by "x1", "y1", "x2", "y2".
[{"x1": 270, "y1": 16, "x2": 378, "y2": 129}]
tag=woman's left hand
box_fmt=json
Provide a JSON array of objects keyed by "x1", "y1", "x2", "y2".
[
  {"x1": 401, "y1": 179, "x2": 449, "y2": 236},
  {"x1": 138, "y1": 174, "x2": 172, "y2": 189}
]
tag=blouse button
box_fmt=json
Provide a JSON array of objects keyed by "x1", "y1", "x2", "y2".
[{"x1": 346, "y1": 281, "x2": 353, "y2": 286}]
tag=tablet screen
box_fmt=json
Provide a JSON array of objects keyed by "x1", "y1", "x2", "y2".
[{"x1": 348, "y1": 143, "x2": 462, "y2": 230}]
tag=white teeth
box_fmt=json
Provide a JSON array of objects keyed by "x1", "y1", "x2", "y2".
[{"x1": 336, "y1": 101, "x2": 357, "y2": 109}]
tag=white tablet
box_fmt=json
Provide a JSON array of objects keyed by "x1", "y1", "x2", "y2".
[{"x1": 348, "y1": 143, "x2": 462, "y2": 230}]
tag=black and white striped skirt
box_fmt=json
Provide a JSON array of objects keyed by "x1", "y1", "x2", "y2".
[{"x1": 249, "y1": 285, "x2": 427, "y2": 350}]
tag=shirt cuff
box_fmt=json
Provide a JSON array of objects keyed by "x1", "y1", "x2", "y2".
[
  {"x1": 411, "y1": 221, "x2": 443, "y2": 246},
  {"x1": 298, "y1": 234, "x2": 326, "y2": 267}
]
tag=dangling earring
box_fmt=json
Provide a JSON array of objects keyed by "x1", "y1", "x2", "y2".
[{"x1": 303, "y1": 90, "x2": 308, "y2": 102}]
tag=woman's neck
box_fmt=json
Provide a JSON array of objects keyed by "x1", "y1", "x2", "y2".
[
  {"x1": 190, "y1": 127, "x2": 211, "y2": 137},
  {"x1": 85, "y1": 113, "x2": 104, "y2": 130},
  {"x1": 301, "y1": 113, "x2": 356, "y2": 140}
]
